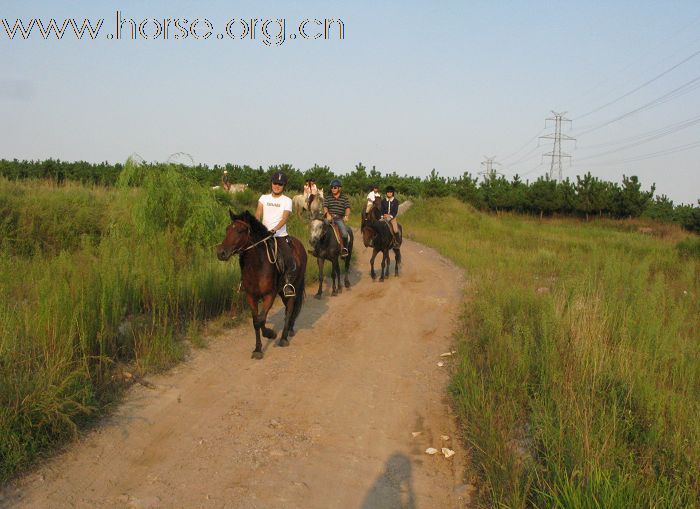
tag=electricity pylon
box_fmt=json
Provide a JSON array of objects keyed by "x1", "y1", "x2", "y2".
[{"x1": 540, "y1": 111, "x2": 575, "y2": 182}]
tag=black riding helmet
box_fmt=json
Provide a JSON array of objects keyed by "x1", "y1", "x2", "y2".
[
  {"x1": 271, "y1": 171, "x2": 288, "y2": 185},
  {"x1": 385, "y1": 185, "x2": 396, "y2": 193}
]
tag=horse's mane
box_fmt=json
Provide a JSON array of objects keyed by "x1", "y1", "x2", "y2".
[{"x1": 231, "y1": 210, "x2": 270, "y2": 240}]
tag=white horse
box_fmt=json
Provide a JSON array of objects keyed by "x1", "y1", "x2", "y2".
[
  {"x1": 293, "y1": 188, "x2": 324, "y2": 218},
  {"x1": 212, "y1": 183, "x2": 249, "y2": 193}
]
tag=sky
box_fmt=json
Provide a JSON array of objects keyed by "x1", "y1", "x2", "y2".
[{"x1": 1, "y1": 1, "x2": 699, "y2": 204}]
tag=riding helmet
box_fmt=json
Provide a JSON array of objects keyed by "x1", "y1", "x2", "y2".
[
  {"x1": 271, "y1": 171, "x2": 288, "y2": 185},
  {"x1": 330, "y1": 178, "x2": 342, "y2": 188},
  {"x1": 385, "y1": 185, "x2": 396, "y2": 193}
]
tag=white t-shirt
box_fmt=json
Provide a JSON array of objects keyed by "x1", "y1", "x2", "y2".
[
  {"x1": 258, "y1": 193, "x2": 293, "y2": 237},
  {"x1": 366, "y1": 190, "x2": 380, "y2": 203}
]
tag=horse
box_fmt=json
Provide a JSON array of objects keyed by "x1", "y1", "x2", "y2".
[
  {"x1": 217, "y1": 210, "x2": 307, "y2": 359},
  {"x1": 293, "y1": 189, "x2": 325, "y2": 219},
  {"x1": 361, "y1": 198, "x2": 402, "y2": 281},
  {"x1": 308, "y1": 214, "x2": 353, "y2": 298}
]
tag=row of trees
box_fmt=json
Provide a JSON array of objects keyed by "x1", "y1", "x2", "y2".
[{"x1": 1, "y1": 158, "x2": 698, "y2": 231}]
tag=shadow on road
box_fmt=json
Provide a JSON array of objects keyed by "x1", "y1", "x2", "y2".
[{"x1": 360, "y1": 452, "x2": 416, "y2": 509}]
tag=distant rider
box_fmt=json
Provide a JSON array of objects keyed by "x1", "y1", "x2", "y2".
[
  {"x1": 222, "y1": 170, "x2": 231, "y2": 191},
  {"x1": 365, "y1": 184, "x2": 381, "y2": 216},
  {"x1": 323, "y1": 178, "x2": 351, "y2": 257},
  {"x1": 381, "y1": 185, "x2": 400, "y2": 247},
  {"x1": 255, "y1": 171, "x2": 298, "y2": 297}
]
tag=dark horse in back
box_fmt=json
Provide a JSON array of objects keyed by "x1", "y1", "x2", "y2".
[
  {"x1": 308, "y1": 214, "x2": 353, "y2": 298},
  {"x1": 217, "y1": 210, "x2": 307, "y2": 359},
  {"x1": 361, "y1": 197, "x2": 402, "y2": 281}
]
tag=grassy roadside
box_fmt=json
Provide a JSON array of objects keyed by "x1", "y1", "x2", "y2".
[
  {"x1": 0, "y1": 179, "x2": 361, "y2": 481},
  {"x1": 400, "y1": 197, "x2": 699, "y2": 508}
]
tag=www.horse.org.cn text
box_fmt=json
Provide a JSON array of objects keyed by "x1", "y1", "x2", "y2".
[{"x1": 1, "y1": 12, "x2": 345, "y2": 46}]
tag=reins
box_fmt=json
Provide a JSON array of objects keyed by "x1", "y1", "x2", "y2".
[{"x1": 230, "y1": 220, "x2": 278, "y2": 264}]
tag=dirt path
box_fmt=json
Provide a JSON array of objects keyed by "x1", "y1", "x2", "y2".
[{"x1": 3, "y1": 237, "x2": 472, "y2": 508}]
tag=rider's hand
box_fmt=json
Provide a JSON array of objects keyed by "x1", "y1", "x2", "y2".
[{"x1": 269, "y1": 229, "x2": 276, "y2": 235}]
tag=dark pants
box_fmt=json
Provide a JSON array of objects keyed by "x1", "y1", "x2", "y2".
[{"x1": 276, "y1": 236, "x2": 297, "y2": 284}]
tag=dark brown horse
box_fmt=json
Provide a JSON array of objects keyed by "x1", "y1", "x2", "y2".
[
  {"x1": 361, "y1": 198, "x2": 402, "y2": 281},
  {"x1": 308, "y1": 214, "x2": 353, "y2": 298},
  {"x1": 217, "y1": 210, "x2": 307, "y2": 359}
]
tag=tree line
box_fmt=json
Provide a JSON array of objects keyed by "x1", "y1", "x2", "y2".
[{"x1": 1, "y1": 157, "x2": 698, "y2": 232}]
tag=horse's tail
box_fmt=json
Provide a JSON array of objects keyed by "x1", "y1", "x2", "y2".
[{"x1": 292, "y1": 273, "x2": 305, "y2": 323}]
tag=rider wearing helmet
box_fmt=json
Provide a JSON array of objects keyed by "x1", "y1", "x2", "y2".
[
  {"x1": 381, "y1": 185, "x2": 400, "y2": 247},
  {"x1": 255, "y1": 171, "x2": 297, "y2": 297},
  {"x1": 323, "y1": 178, "x2": 351, "y2": 257}
]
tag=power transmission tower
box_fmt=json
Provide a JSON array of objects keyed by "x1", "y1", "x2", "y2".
[
  {"x1": 479, "y1": 156, "x2": 503, "y2": 180},
  {"x1": 539, "y1": 111, "x2": 575, "y2": 182}
]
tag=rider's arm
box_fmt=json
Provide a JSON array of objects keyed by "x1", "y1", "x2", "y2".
[
  {"x1": 255, "y1": 201, "x2": 264, "y2": 221},
  {"x1": 323, "y1": 206, "x2": 331, "y2": 220},
  {"x1": 344, "y1": 207, "x2": 350, "y2": 221}
]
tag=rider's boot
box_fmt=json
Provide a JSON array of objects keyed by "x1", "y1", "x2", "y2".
[{"x1": 278, "y1": 238, "x2": 297, "y2": 297}]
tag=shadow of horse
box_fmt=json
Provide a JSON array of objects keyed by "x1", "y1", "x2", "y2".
[{"x1": 308, "y1": 216, "x2": 353, "y2": 298}]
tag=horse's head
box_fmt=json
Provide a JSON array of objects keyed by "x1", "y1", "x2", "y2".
[
  {"x1": 217, "y1": 210, "x2": 256, "y2": 261},
  {"x1": 361, "y1": 224, "x2": 377, "y2": 248},
  {"x1": 308, "y1": 217, "x2": 325, "y2": 246}
]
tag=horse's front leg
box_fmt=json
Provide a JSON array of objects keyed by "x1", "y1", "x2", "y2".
[
  {"x1": 246, "y1": 294, "x2": 264, "y2": 359},
  {"x1": 343, "y1": 249, "x2": 352, "y2": 288},
  {"x1": 258, "y1": 293, "x2": 277, "y2": 342},
  {"x1": 331, "y1": 258, "x2": 340, "y2": 296},
  {"x1": 370, "y1": 249, "x2": 378, "y2": 280},
  {"x1": 316, "y1": 257, "x2": 324, "y2": 299},
  {"x1": 278, "y1": 295, "x2": 295, "y2": 347},
  {"x1": 380, "y1": 249, "x2": 388, "y2": 282}
]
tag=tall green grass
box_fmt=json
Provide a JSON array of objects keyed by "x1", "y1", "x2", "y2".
[
  {"x1": 401, "y1": 198, "x2": 699, "y2": 508},
  {"x1": 0, "y1": 173, "x2": 240, "y2": 481}
]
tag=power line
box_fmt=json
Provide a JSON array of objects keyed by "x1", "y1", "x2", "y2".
[
  {"x1": 499, "y1": 128, "x2": 545, "y2": 163},
  {"x1": 575, "y1": 139, "x2": 700, "y2": 167},
  {"x1": 574, "y1": 74, "x2": 700, "y2": 137},
  {"x1": 574, "y1": 47, "x2": 700, "y2": 121},
  {"x1": 576, "y1": 113, "x2": 700, "y2": 151},
  {"x1": 566, "y1": 14, "x2": 700, "y2": 109}
]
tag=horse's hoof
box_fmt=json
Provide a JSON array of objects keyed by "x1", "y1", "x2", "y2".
[
  {"x1": 344, "y1": 281, "x2": 351, "y2": 288},
  {"x1": 263, "y1": 328, "x2": 277, "y2": 339},
  {"x1": 289, "y1": 329, "x2": 296, "y2": 337},
  {"x1": 279, "y1": 339, "x2": 289, "y2": 347},
  {"x1": 331, "y1": 291, "x2": 338, "y2": 296},
  {"x1": 251, "y1": 351, "x2": 263, "y2": 360}
]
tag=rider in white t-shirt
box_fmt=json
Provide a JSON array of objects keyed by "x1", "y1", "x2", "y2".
[
  {"x1": 255, "y1": 172, "x2": 296, "y2": 297},
  {"x1": 365, "y1": 184, "x2": 381, "y2": 215}
]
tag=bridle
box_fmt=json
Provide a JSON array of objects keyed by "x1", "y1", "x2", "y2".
[{"x1": 227, "y1": 219, "x2": 277, "y2": 263}]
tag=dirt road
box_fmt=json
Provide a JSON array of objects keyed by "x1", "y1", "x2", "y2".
[{"x1": 4, "y1": 237, "x2": 471, "y2": 508}]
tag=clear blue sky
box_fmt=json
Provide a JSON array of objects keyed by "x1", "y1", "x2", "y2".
[{"x1": 2, "y1": 1, "x2": 699, "y2": 203}]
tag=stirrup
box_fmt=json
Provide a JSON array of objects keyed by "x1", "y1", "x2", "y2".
[
  {"x1": 282, "y1": 283, "x2": 296, "y2": 297},
  {"x1": 341, "y1": 247, "x2": 349, "y2": 258}
]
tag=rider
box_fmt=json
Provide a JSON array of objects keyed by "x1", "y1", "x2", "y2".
[
  {"x1": 365, "y1": 184, "x2": 381, "y2": 216},
  {"x1": 222, "y1": 169, "x2": 231, "y2": 191},
  {"x1": 323, "y1": 178, "x2": 351, "y2": 257},
  {"x1": 381, "y1": 185, "x2": 400, "y2": 247},
  {"x1": 255, "y1": 171, "x2": 297, "y2": 297}
]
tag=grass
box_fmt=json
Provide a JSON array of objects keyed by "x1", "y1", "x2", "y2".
[
  {"x1": 400, "y1": 197, "x2": 699, "y2": 508},
  {"x1": 0, "y1": 175, "x2": 239, "y2": 481},
  {"x1": 0, "y1": 178, "x2": 363, "y2": 481}
]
